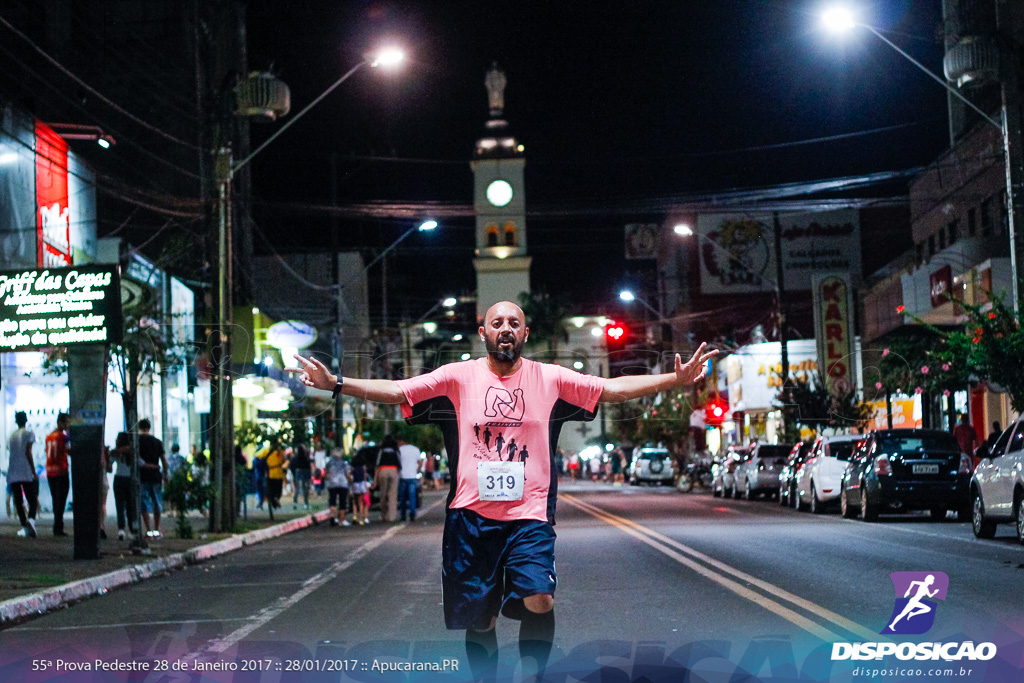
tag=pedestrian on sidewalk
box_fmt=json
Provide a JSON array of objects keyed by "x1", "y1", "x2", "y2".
[
  {"x1": 111, "y1": 432, "x2": 138, "y2": 541},
  {"x1": 290, "y1": 443, "x2": 312, "y2": 510},
  {"x1": 253, "y1": 447, "x2": 268, "y2": 509},
  {"x1": 372, "y1": 436, "x2": 401, "y2": 522},
  {"x1": 349, "y1": 450, "x2": 370, "y2": 524},
  {"x1": 7, "y1": 411, "x2": 39, "y2": 538},
  {"x1": 397, "y1": 435, "x2": 422, "y2": 522},
  {"x1": 44, "y1": 413, "x2": 71, "y2": 536},
  {"x1": 265, "y1": 446, "x2": 285, "y2": 511},
  {"x1": 291, "y1": 300, "x2": 716, "y2": 680},
  {"x1": 953, "y1": 413, "x2": 979, "y2": 468},
  {"x1": 325, "y1": 448, "x2": 351, "y2": 526},
  {"x1": 137, "y1": 419, "x2": 168, "y2": 539}
]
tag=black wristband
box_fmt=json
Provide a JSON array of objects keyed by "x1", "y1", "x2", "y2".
[{"x1": 331, "y1": 379, "x2": 344, "y2": 399}]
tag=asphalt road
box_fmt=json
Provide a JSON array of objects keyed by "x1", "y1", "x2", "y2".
[{"x1": 2, "y1": 481, "x2": 1023, "y2": 682}]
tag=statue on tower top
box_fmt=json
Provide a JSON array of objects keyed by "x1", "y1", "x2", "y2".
[{"x1": 485, "y1": 62, "x2": 506, "y2": 117}]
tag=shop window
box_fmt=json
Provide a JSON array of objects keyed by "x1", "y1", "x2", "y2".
[
  {"x1": 947, "y1": 219, "x2": 958, "y2": 245},
  {"x1": 928, "y1": 234, "x2": 936, "y2": 256},
  {"x1": 967, "y1": 207, "x2": 976, "y2": 236},
  {"x1": 503, "y1": 222, "x2": 516, "y2": 246},
  {"x1": 486, "y1": 224, "x2": 499, "y2": 247},
  {"x1": 938, "y1": 228, "x2": 946, "y2": 251}
]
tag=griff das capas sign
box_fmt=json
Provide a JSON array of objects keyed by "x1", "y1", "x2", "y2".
[{"x1": 0, "y1": 266, "x2": 122, "y2": 351}]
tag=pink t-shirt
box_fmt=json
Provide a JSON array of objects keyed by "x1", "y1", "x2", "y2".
[{"x1": 397, "y1": 357, "x2": 605, "y2": 523}]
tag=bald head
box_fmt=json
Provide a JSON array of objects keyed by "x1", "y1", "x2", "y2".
[
  {"x1": 484, "y1": 301, "x2": 525, "y2": 326},
  {"x1": 480, "y1": 300, "x2": 529, "y2": 366}
]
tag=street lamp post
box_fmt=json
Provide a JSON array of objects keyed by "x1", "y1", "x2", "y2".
[
  {"x1": 823, "y1": 7, "x2": 1024, "y2": 312},
  {"x1": 209, "y1": 46, "x2": 404, "y2": 532}
]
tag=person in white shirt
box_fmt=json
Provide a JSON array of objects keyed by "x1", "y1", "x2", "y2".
[
  {"x1": 396, "y1": 436, "x2": 422, "y2": 522},
  {"x1": 7, "y1": 411, "x2": 39, "y2": 538}
]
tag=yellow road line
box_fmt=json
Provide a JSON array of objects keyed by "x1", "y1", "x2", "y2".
[{"x1": 560, "y1": 493, "x2": 880, "y2": 642}]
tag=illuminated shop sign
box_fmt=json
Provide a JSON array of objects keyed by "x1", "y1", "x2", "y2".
[
  {"x1": 35, "y1": 122, "x2": 72, "y2": 268},
  {"x1": 0, "y1": 266, "x2": 123, "y2": 351}
]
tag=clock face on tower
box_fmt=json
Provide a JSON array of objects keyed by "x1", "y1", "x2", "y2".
[{"x1": 486, "y1": 179, "x2": 513, "y2": 207}]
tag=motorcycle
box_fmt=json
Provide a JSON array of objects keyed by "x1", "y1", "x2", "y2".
[{"x1": 677, "y1": 459, "x2": 714, "y2": 492}]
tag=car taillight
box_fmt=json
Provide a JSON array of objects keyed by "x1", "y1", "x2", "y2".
[
  {"x1": 958, "y1": 453, "x2": 973, "y2": 475},
  {"x1": 875, "y1": 455, "x2": 892, "y2": 476}
]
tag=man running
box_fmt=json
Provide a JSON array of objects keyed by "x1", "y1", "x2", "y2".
[
  {"x1": 888, "y1": 574, "x2": 940, "y2": 631},
  {"x1": 291, "y1": 300, "x2": 716, "y2": 679}
]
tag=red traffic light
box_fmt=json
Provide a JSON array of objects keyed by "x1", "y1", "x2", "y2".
[
  {"x1": 704, "y1": 397, "x2": 729, "y2": 427},
  {"x1": 606, "y1": 324, "x2": 625, "y2": 341}
]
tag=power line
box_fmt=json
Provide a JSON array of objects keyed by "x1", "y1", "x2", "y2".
[{"x1": 0, "y1": 10, "x2": 204, "y2": 151}]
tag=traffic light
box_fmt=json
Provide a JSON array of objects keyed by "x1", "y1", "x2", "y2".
[
  {"x1": 704, "y1": 397, "x2": 729, "y2": 428},
  {"x1": 605, "y1": 322, "x2": 627, "y2": 347}
]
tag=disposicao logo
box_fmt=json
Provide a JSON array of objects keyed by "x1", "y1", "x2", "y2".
[
  {"x1": 831, "y1": 570, "x2": 997, "y2": 663},
  {"x1": 882, "y1": 571, "x2": 948, "y2": 635}
]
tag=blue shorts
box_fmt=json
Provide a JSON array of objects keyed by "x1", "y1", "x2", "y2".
[
  {"x1": 441, "y1": 508, "x2": 557, "y2": 630},
  {"x1": 140, "y1": 481, "x2": 163, "y2": 514}
]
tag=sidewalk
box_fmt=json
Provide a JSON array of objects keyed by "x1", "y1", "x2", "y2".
[{"x1": 0, "y1": 493, "x2": 332, "y2": 627}]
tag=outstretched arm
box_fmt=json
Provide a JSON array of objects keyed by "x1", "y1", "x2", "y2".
[
  {"x1": 599, "y1": 343, "x2": 718, "y2": 404},
  {"x1": 288, "y1": 355, "x2": 408, "y2": 406}
]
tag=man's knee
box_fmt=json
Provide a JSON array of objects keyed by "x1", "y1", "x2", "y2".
[
  {"x1": 470, "y1": 616, "x2": 498, "y2": 632},
  {"x1": 524, "y1": 593, "x2": 554, "y2": 614}
]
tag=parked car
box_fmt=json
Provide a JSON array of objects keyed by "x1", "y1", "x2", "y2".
[
  {"x1": 779, "y1": 442, "x2": 812, "y2": 507},
  {"x1": 841, "y1": 429, "x2": 972, "y2": 522},
  {"x1": 711, "y1": 446, "x2": 748, "y2": 498},
  {"x1": 971, "y1": 419, "x2": 1024, "y2": 542},
  {"x1": 794, "y1": 434, "x2": 863, "y2": 513},
  {"x1": 733, "y1": 443, "x2": 793, "y2": 500},
  {"x1": 629, "y1": 447, "x2": 675, "y2": 485}
]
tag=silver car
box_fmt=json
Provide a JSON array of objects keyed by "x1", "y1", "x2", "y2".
[
  {"x1": 629, "y1": 447, "x2": 675, "y2": 485},
  {"x1": 733, "y1": 443, "x2": 793, "y2": 500}
]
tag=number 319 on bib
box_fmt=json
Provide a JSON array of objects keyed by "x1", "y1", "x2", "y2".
[{"x1": 477, "y1": 461, "x2": 525, "y2": 501}]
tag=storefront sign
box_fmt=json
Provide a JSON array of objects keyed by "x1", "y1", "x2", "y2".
[
  {"x1": 724, "y1": 339, "x2": 818, "y2": 412},
  {"x1": 0, "y1": 265, "x2": 122, "y2": 351},
  {"x1": 812, "y1": 273, "x2": 856, "y2": 395},
  {"x1": 36, "y1": 122, "x2": 72, "y2": 268},
  {"x1": 266, "y1": 320, "x2": 317, "y2": 350}
]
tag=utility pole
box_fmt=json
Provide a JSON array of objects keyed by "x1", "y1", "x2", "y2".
[
  {"x1": 210, "y1": 146, "x2": 234, "y2": 533},
  {"x1": 773, "y1": 212, "x2": 794, "y2": 442},
  {"x1": 330, "y1": 153, "x2": 345, "y2": 450},
  {"x1": 997, "y1": 2, "x2": 1024, "y2": 313}
]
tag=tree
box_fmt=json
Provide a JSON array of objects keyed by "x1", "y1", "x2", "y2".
[
  {"x1": 518, "y1": 290, "x2": 571, "y2": 362},
  {"x1": 776, "y1": 371, "x2": 871, "y2": 432}
]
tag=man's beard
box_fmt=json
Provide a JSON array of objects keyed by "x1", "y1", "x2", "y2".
[{"x1": 486, "y1": 333, "x2": 524, "y2": 364}]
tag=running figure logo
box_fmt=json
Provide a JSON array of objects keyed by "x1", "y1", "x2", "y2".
[{"x1": 881, "y1": 571, "x2": 949, "y2": 635}]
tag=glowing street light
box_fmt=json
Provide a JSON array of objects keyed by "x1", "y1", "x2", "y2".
[
  {"x1": 368, "y1": 47, "x2": 404, "y2": 68},
  {"x1": 418, "y1": 220, "x2": 438, "y2": 232},
  {"x1": 821, "y1": 6, "x2": 855, "y2": 32},
  {"x1": 618, "y1": 290, "x2": 635, "y2": 302},
  {"x1": 443, "y1": 297, "x2": 458, "y2": 307},
  {"x1": 619, "y1": 289, "x2": 661, "y2": 317},
  {"x1": 673, "y1": 223, "x2": 693, "y2": 237}
]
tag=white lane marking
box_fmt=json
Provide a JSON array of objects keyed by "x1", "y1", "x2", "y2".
[
  {"x1": 559, "y1": 494, "x2": 842, "y2": 641},
  {"x1": 562, "y1": 493, "x2": 881, "y2": 642},
  {"x1": 13, "y1": 618, "x2": 251, "y2": 631},
  {"x1": 187, "y1": 497, "x2": 445, "y2": 661}
]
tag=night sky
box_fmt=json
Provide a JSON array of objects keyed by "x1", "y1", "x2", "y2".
[{"x1": 245, "y1": 0, "x2": 949, "y2": 323}]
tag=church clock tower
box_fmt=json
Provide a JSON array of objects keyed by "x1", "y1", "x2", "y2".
[{"x1": 471, "y1": 63, "x2": 531, "y2": 323}]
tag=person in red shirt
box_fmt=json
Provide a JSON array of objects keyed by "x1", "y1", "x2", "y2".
[
  {"x1": 953, "y1": 413, "x2": 979, "y2": 467},
  {"x1": 45, "y1": 413, "x2": 71, "y2": 536},
  {"x1": 291, "y1": 301, "x2": 717, "y2": 679}
]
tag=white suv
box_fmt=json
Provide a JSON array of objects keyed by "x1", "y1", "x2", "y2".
[
  {"x1": 794, "y1": 434, "x2": 863, "y2": 514},
  {"x1": 971, "y1": 420, "x2": 1024, "y2": 543},
  {"x1": 629, "y1": 447, "x2": 675, "y2": 486}
]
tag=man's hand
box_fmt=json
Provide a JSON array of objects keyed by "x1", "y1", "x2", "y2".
[
  {"x1": 287, "y1": 354, "x2": 337, "y2": 392},
  {"x1": 674, "y1": 343, "x2": 719, "y2": 386}
]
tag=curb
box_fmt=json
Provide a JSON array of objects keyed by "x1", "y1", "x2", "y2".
[{"x1": 0, "y1": 510, "x2": 332, "y2": 628}]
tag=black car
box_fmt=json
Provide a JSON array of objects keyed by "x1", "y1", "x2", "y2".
[
  {"x1": 840, "y1": 429, "x2": 973, "y2": 522},
  {"x1": 778, "y1": 441, "x2": 812, "y2": 507}
]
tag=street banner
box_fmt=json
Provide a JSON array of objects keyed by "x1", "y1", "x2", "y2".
[
  {"x1": 812, "y1": 272, "x2": 856, "y2": 396},
  {"x1": 624, "y1": 223, "x2": 658, "y2": 259},
  {"x1": 697, "y1": 209, "x2": 861, "y2": 295}
]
